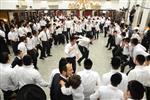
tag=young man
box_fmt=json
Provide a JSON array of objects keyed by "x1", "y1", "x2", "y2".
[
  {"x1": 102, "y1": 56, "x2": 128, "y2": 92},
  {"x1": 0, "y1": 52, "x2": 18, "y2": 100},
  {"x1": 126, "y1": 80, "x2": 145, "y2": 100},
  {"x1": 145, "y1": 55, "x2": 150, "y2": 100},
  {"x1": 65, "y1": 36, "x2": 79, "y2": 73},
  {"x1": 90, "y1": 72, "x2": 124, "y2": 100},
  {"x1": 78, "y1": 59, "x2": 100, "y2": 100},
  {"x1": 77, "y1": 35, "x2": 93, "y2": 66},
  {"x1": 12, "y1": 55, "x2": 49, "y2": 89},
  {"x1": 50, "y1": 57, "x2": 73, "y2": 100},
  {"x1": 8, "y1": 26, "x2": 19, "y2": 55}
]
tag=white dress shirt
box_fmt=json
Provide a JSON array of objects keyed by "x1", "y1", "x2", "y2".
[
  {"x1": 132, "y1": 44, "x2": 149, "y2": 60},
  {"x1": 78, "y1": 35, "x2": 90, "y2": 49},
  {"x1": 66, "y1": 20, "x2": 72, "y2": 29},
  {"x1": 18, "y1": 42, "x2": 27, "y2": 56},
  {"x1": 61, "y1": 84, "x2": 84, "y2": 100},
  {"x1": 8, "y1": 31, "x2": 18, "y2": 42},
  {"x1": 90, "y1": 85, "x2": 124, "y2": 100},
  {"x1": 0, "y1": 29, "x2": 5, "y2": 38},
  {"x1": 26, "y1": 37, "x2": 34, "y2": 50},
  {"x1": 39, "y1": 19, "x2": 47, "y2": 27},
  {"x1": 18, "y1": 26, "x2": 26, "y2": 37},
  {"x1": 102, "y1": 69, "x2": 128, "y2": 92},
  {"x1": 0, "y1": 63, "x2": 17, "y2": 91},
  {"x1": 38, "y1": 30, "x2": 48, "y2": 41},
  {"x1": 86, "y1": 23, "x2": 92, "y2": 31},
  {"x1": 65, "y1": 43, "x2": 79, "y2": 57},
  {"x1": 24, "y1": 27, "x2": 32, "y2": 33},
  {"x1": 115, "y1": 34, "x2": 122, "y2": 45},
  {"x1": 77, "y1": 69, "x2": 101, "y2": 99},
  {"x1": 12, "y1": 65, "x2": 49, "y2": 89},
  {"x1": 128, "y1": 65, "x2": 150, "y2": 87}
]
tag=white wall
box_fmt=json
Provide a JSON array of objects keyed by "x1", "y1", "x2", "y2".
[{"x1": 0, "y1": 0, "x2": 18, "y2": 9}]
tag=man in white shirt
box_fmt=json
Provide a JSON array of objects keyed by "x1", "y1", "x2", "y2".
[
  {"x1": 90, "y1": 72, "x2": 124, "y2": 100},
  {"x1": 77, "y1": 35, "x2": 92, "y2": 66},
  {"x1": 0, "y1": 52, "x2": 18, "y2": 100},
  {"x1": 38, "y1": 26, "x2": 51, "y2": 57},
  {"x1": 128, "y1": 54, "x2": 149, "y2": 84},
  {"x1": 18, "y1": 21, "x2": 26, "y2": 37},
  {"x1": 18, "y1": 36, "x2": 27, "y2": 56},
  {"x1": 26, "y1": 32, "x2": 38, "y2": 69},
  {"x1": 102, "y1": 56, "x2": 128, "y2": 92},
  {"x1": 145, "y1": 55, "x2": 150, "y2": 100},
  {"x1": 12, "y1": 55, "x2": 49, "y2": 89},
  {"x1": 130, "y1": 38, "x2": 149, "y2": 61},
  {"x1": 128, "y1": 55, "x2": 149, "y2": 99},
  {"x1": 65, "y1": 36, "x2": 79, "y2": 73},
  {"x1": 78, "y1": 59, "x2": 101, "y2": 100},
  {"x1": 126, "y1": 80, "x2": 145, "y2": 100},
  {"x1": 8, "y1": 26, "x2": 19, "y2": 55}
]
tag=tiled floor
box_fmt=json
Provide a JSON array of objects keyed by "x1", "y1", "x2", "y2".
[{"x1": 0, "y1": 33, "x2": 114, "y2": 100}]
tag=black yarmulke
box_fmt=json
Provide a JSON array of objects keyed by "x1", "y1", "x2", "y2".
[{"x1": 16, "y1": 84, "x2": 46, "y2": 100}]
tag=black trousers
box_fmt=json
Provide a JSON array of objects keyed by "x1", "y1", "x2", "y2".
[
  {"x1": 145, "y1": 86, "x2": 150, "y2": 100},
  {"x1": 78, "y1": 45, "x2": 89, "y2": 64},
  {"x1": 10, "y1": 41, "x2": 18, "y2": 55},
  {"x1": 42, "y1": 41, "x2": 50, "y2": 56},
  {"x1": 67, "y1": 28, "x2": 71, "y2": 41},
  {"x1": 58, "y1": 34, "x2": 65, "y2": 45},
  {"x1": 36, "y1": 44, "x2": 44, "y2": 58},
  {"x1": 2, "y1": 89, "x2": 18, "y2": 100},
  {"x1": 104, "y1": 26, "x2": 108, "y2": 37},
  {"x1": 66, "y1": 57, "x2": 76, "y2": 73},
  {"x1": 63, "y1": 31, "x2": 69, "y2": 43},
  {"x1": 27, "y1": 49, "x2": 38, "y2": 69}
]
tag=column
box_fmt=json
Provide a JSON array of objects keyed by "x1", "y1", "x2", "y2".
[
  {"x1": 132, "y1": 0, "x2": 143, "y2": 27},
  {"x1": 139, "y1": 0, "x2": 150, "y2": 31}
]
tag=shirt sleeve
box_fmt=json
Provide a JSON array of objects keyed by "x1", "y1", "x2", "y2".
[
  {"x1": 61, "y1": 86, "x2": 72, "y2": 95},
  {"x1": 90, "y1": 89, "x2": 100, "y2": 100},
  {"x1": 35, "y1": 71, "x2": 49, "y2": 87}
]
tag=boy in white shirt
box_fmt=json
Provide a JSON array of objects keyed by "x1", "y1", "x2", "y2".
[{"x1": 90, "y1": 72, "x2": 124, "y2": 100}]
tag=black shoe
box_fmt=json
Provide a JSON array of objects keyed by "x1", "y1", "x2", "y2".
[
  {"x1": 39, "y1": 57, "x2": 44, "y2": 60},
  {"x1": 108, "y1": 48, "x2": 112, "y2": 50},
  {"x1": 77, "y1": 61, "x2": 81, "y2": 66},
  {"x1": 47, "y1": 54, "x2": 52, "y2": 57},
  {"x1": 105, "y1": 45, "x2": 108, "y2": 48}
]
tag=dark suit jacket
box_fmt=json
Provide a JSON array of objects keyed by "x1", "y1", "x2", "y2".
[
  {"x1": 11, "y1": 57, "x2": 23, "y2": 68},
  {"x1": 50, "y1": 73, "x2": 73, "y2": 100}
]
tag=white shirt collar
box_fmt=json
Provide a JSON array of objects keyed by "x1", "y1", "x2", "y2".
[{"x1": 60, "y1": 74, "x2": 67, "y2": 80}]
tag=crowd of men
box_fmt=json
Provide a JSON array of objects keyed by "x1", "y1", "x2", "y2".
[{"x1": 0, "y1": 13, "x2": 150, "y2": 100}]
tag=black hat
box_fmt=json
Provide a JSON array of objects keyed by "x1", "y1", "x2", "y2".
[{"x1": 16, "y1": 84, "x2": 46, "y2": 100}]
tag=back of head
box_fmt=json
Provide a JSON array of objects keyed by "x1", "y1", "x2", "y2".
[
  {"x1": 128, "y1": 80, "x2": 145, "y2": 99},
  {"x1": 59, "y1": 57, "x2": 68, "y2": 74},
  {"x1": 110, "y1": 72, "x2": 122, "y2": 87},
  {"x1": 135, "y1": 55, "x2": 145, "y2": 65},
  {"x1": 146, "y1": 55, "x2": 150, "y2": 62},
  {"x1": 111, "y1": 56, "x2": 121, "y2": 70},
  {"x1": 131, "y1": 38, "x2": 139, "y2": 46},
  {"x1": 0, "y1": 52, "x2": 9, "y2": 64},
  {"x1": 84, "y1": 59, "x2": 93, "y2": 70},
  {"x1": 23, "y1": 55, "x2": 32, "y2": 66},
  {"x1": 16, "y1": 84, "x2": 46, "y2": 100},
  {"x1": 69, "y1": 74, "x2": 81, "y2": 89},
  {"x1": 19, "y1": 36, "x2": 26, "y2": 42}
]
